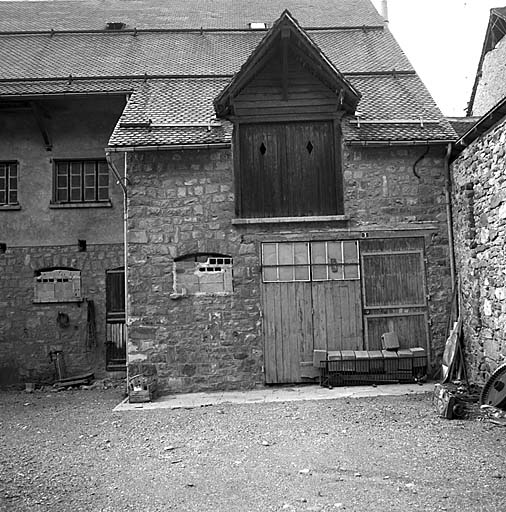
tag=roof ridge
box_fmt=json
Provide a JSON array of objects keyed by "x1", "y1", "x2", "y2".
[{"x1": 0, "y1": 25, "x2": 386, "y2": 37}]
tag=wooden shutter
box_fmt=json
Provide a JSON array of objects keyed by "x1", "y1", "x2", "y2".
[{"x1": 106, "y1": 268, "x2": 125, "y2": 322}]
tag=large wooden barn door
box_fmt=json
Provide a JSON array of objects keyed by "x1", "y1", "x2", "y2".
[
  {"x1": 360, "y1": 239, "x2": 430, "y2": 354},
  {"x1": 261, "y1": 241, "x2": 363, "y2": 384}
]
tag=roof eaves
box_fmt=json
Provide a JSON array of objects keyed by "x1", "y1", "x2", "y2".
[
  {"x1": 452, "y1": 94, "x2": 506, "y2": 160},
  {"x1": 347, "y1": 139, "x2": 455, "y2": 147}
]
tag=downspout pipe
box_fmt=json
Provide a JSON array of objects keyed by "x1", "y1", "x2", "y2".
[
  {"x1": 105, "y1": 150, "x2": 130, "y2": 392},
  {"x1": 444, "y1": 142, "x2": 457, "y2": 293}
]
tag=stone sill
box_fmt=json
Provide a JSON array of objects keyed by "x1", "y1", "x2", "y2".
[
  {"x1": 232, "y1": 215, "x2": 350, "y2": 225},
  {"x1": 49, "y1": 201, "x2": 112, "y2": 209},
  {"x1": 33, "y1": 298, "x2": 84, "y2": 304},
  {"x1": 0, "y1": 204, "x2": 21, "y2": 211}
]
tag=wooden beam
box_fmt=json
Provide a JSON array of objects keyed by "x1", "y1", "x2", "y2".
[
  {"x1": 281, "y1": 28, "x2": 290, "y2": 101},
  {"x1": 29, "y1": 101, "x2": 52, "y2": 151}
]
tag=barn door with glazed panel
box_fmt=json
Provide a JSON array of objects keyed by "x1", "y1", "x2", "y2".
[
  {"x1": 261, "y1": 240, "x2": 364, "y2": 384},
  {"x1": 311, "y1": 241, "x2": 363, "y2": 352},
  {"x1": 261, "y1": 242, "x2": 313, "y2": 384},
  {"x1": 360, "y1": 239, "x2": 429, "y2": 353}
]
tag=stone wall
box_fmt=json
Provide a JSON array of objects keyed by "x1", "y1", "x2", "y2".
[
  {"x1": 344, "y1": 145, "x2": 452, "y2": 357},
  {"x1": 0, "y1": 94, "x2": 126, "y2": 385},
  {"x1": 473, "y1": 36, "x2": 506, "y2": 116},
  {"x1": 126, "y1": 144, "x2": 452, "y2": 394},
  {"x1": 451, "y1": 117, "x2": 506, "y2": 383},
  {"x1": 0, "y1": 244, "x2": 123, "y2": 385},
  {"x1": 126, "y1": 149, "x2": 263, "y2": 393}
]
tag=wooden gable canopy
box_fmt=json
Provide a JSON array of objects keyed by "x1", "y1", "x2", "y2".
[{"x1": 213, "y1": 10, "x2": 361, "y2": 119}]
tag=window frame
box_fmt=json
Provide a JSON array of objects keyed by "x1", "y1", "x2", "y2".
[
  {"x1": 52, "y1": 158, "x2": 109, "y2": 205},
  {"x1": 0, "y1": 161, "x2": 19, "y2": 206},
  {"x1": 261, "y1": 241, "x2": 360, "y2": 283}
]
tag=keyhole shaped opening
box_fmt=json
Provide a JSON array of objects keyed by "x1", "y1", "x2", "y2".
[
  {"x1": 306, "y1": 141, "x2": 314, "y2": 154},
  {"x1": 259, "y1": 142, "x2": 267, "y2": 155}
]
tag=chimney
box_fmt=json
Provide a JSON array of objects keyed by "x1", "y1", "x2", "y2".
[{"x1": 381, "y1": 0, "x2": 389, "y2": 24}]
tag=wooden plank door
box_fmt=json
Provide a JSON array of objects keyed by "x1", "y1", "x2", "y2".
[
  {"x1": 360, "y1": 238, "x2": 430, "y2": 354},
  {"x1": 105, "y1": 267, "x2": 126, "y2": 370},
  {"x1": 310, "y1": 241, "x2": 363, "y2": 351},
  {"x1": 261, "y1": 241, "x2": 364, "y2": 384},
  {"x1": 262, "y1": 242, "x2": 313, "y2": 383}
]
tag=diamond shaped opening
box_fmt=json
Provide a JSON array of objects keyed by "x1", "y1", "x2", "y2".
[
  {"x1": 306, "y1": 141, "x2": 314, "y2": 154},
  {"x1": 260, "y1": 142, "x2": 267, "y2": 155}
]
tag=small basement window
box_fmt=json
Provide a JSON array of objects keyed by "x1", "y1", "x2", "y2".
[
  {"x1": 173, "y1": 253, "x2": 233, "y2": 295},
  {"x1": 34, "y1": 268, "x2": 82, "y2": 303}
]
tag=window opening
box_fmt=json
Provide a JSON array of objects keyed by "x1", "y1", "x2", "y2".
[
  {"x1": 306, "y1": 141, "x2": 314, "y2": 154},
  {"x1": 33, "y1": 268, "x2": 82, "y2": 303},
  {"x1": 262, "y1": 241, "x2": 360, "y2": 283},
  {"x1": 259, "y1": 142, "x2": 267, "y2": 155},
  {"x1": 173, "y1": 253, "x2": 233, "y2": 295},
  {"x1": 0, "y1": 161, "x2": 18, "y2": 206},
  {"x1": 262, "y1": 242, "x2": 310, "y2": 282},
  {"x1": 53, "y1": 159, "x2": 109, "y2": 204}
]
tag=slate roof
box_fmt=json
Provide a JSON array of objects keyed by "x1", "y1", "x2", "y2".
[
  {"x1": 446, "y1": 117, "x2": 480, "y2": 138},
  {"x1": 0, "y1": 0, "x2": 384, "y2": 32},
  {"x1": 0, "y1": 29, "x2": 412, "y2": 80},
  {"x1": 0, "y1": 0, "x2": 456, "y2": 147}
]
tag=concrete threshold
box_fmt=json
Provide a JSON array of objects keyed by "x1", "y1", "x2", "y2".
[{"x1": 113, "y1": 382, "x2": 434, "y2": 412}]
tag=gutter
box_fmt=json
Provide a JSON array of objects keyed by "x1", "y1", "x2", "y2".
[
  {"x1": 347, "y1": 139, "x2": 455, "y2": 147},
  {"x1": 104, "y1": 150, "x2": 130, "y2": 389},
  {"x1": 107, "y1": 142, "x2": 231, "y2": 152},
  {"x1": 444, "y1": 142, "x2": 456, "y2": 292}
]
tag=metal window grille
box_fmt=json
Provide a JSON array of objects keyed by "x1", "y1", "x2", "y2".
[
  {"x1": 54, "y1": 159, "x2": 109, "y2": 203},
  {"x1": 0, "y1": 162, "x2": 18, "y2": 205},
  {"x1": 262, "y1": 241, "x2": 360, "y2": 283}
]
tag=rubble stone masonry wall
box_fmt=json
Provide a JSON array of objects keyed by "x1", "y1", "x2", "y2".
[
  {"x1": 127, "y1": 144, "x2": 451, "y2": 394},
  {"x1": 452, "y1": 118, "x2": 506, "y2": 383},
  {"x1": 0, "y1": 244, "x2": 123, "y2": 385},
  {"x1": 473, "y1": 36, "x2": 506, "y2": 116}
]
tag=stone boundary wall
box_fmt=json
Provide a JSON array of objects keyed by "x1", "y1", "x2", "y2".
[
  {"x1": 451, "y1": 118, "x2": 506, "y2": 382},
  {"x1": 127, "y1": 144, "x2": 451, "y2": 394},
  {"x1": 0, "y1": 244, "x2": 123, "y2": 385}
]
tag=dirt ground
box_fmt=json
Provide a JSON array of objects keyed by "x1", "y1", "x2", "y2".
[{"x1": 0, "y1": 387, "x2": 505, "y2": 512}]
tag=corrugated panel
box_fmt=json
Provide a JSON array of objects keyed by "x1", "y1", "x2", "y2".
[
  {"x1": 0, "y1": 28, "x2": 410, "y2": 81},
  {"x1": 0, "y1": 0, "x2": 384, "y2": 32}
]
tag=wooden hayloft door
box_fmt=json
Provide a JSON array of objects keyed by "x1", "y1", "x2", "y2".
[
  {"x1": 261, "y1": 241, "x2": 363, "y2": 384},
  {"x1": 238, "y1": 121, "x2": 339, "y2": 218}
]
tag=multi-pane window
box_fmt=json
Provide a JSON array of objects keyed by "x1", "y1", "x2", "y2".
[
  {"x1": 0, "y1": 162, "x2": 18, "y2": 205},
  {"x1": 262, "y1": 241, "x2": 360, "y2": 283},
  {"x1": 262, "y1": 242, "x2": 310, "y2": 282},
  {"x1": 54, "y1": 159, "x2": 109, "y2": 203}
]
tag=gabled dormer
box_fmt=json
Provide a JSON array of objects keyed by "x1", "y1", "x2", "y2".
[{"x1": 214, "y1": 10, "x2": 360, "y2": 220}]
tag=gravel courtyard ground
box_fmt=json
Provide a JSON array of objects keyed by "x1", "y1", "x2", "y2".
[{"x1": 0, "y1": 387, "x2": 505, "y2": 512}]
